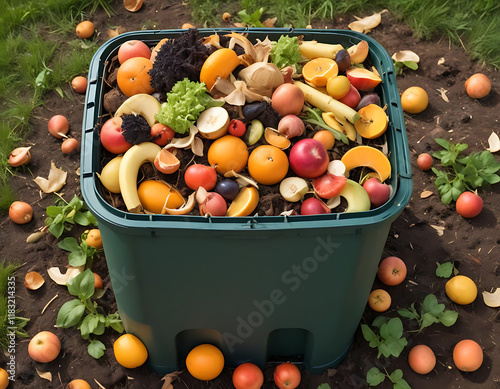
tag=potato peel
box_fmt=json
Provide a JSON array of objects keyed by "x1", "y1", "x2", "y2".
[
  {"x1": 487, "y1": 131, "x2": 500, "y2": 153},
  {"x1": 348, "y1": 9, "x2": 388, "y2": 34},
  {"x1": 483, "y1": 288, "x2": 500, "y2": 307},
  {"x1": 34, "y1": 161, "x2": 67, "y2": 193}
]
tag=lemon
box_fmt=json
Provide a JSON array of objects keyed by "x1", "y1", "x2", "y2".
[{"x1": 445, "y1": 275, "x2": 477, "y2": 305}]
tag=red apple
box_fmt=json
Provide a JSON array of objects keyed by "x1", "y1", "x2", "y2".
[
  {"x1": 28, "y1": 331, "x2": 61, "y2": 363},
  {"x1": 150, "y1": 123, "x2": 175, "y2": 146},
  {"x1": 277, "y1": 115, "x2": 305, "y2": 139},
  {"x1": 289, "y1": 138, "x2": 329, "y2": 179},
  {"x1": 100, "y1": 116, "x2": 132, "y2": 154},
  {"x1": 346, "y1": 68, "x2": 382, "y2": 91},
  {"x1": 363, "y1": 177, "x2": 391, "y2": 207},
  {"x1": 338, "y1": 84, "x2": 361, "y2": 109},
  {"x1": 117, "y1": 40, "x2": 152, "y2": 65}
]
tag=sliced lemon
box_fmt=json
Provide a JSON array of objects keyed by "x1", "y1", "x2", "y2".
[{"x1": 227, "y1": 186, "x2": 259, "y2": 217}]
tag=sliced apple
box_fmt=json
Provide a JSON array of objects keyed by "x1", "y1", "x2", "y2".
[
  {"x1": 338, "y1": 179, "x2": 371, "y2": 212},
  {"x1": 279, "y1": 177, "x2": 309, "y2": 202},
  {"x1": 340, "y1": 145, "x2": 391, "y2": 182},
  {"x1": 354, "y1": 104, "x2": 389, "y2": 139},
  {"x1": 196, "y1": 106, "x2": 230, "y2": 139},
  {"x1": 115, "y1": 93, "x2": 161, "y2": 127},
  {"x1": 264, "y1": 127, "x2": 291, "y2": 150},
  {"x1": 346, "y1": 68, "x2": 382, "y2": 91},
  {"x1": 347, "y1": 40, "x2": 369, "y2": 64}
]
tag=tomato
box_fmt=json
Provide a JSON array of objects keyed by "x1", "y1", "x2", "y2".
[
  {"x1": 312, "y1": 172, "x2": 347, "y2": 199},
  {"x1": 368, "y1": 289, "x2": 391, "y2": 312},
  {"x1": 116, "y1": 57, "x2": 155, "y2": 97},
  {"x1": 184, "y1": 164, "x2": 218, "y2": 191},
  {"x1": 232, "y1": 362, "x2": 264, "y2": 389},
  {"x1": 113, "y1": 334, "x2": 148, "y2": 368},
  {"x1": 455, "y1": 191, "x2": 483, "y2": 218},
  {"x1": 453, "y1": 339, "x2": 483, "y2": 372},
  {"x1": 228, "y1": 119, "x2": 246, "y2": 137},
  {"x1": 274, "y1": 362, "x2": 301, "y2": 389},
  {"x1": 150, "y1": 123, "x2": 175, "y2": 146},
  {"x1": 417, "y1": 153, "x2": 433, "y2": 171},
  {"x1": 247, "y1": 145, "x2": 289, "y2": 185},
  {"x1": 377, "y1": 256, "x2": 407, "y2": 286},
  {"x1": 465, "y1": 73, "x2": 491, "y2": 99},
  {"x1": 186, "y1": 344, "x2": 224, "y2": 381}
]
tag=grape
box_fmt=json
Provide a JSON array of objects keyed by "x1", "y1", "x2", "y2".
[
  {"x1": 334, "y1": 49, "x2": 351, "y2": 72},
  {"x1": 216, "y1": 179, "x2": 240, "y2": 201}
]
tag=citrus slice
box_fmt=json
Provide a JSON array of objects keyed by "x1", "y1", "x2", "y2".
[
  {"x1": 354, "y1": 104, "x2": 389, "y2": 139},
  {"x1": 302, "y1": 58, "x2": 338, "y2": 87},
  {"x1": 154, "y1": 149, "x2": 180, "y2": 174},
  {"x1": 264, "y1": 127, "x2": 291, "y2": 149},
  {"x1": 227, "y1": 186, "x2": 259, "y2": 217}
]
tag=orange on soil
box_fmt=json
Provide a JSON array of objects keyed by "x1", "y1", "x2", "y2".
[
  {"x1": 117, "y1": 57, "x2": 155, "y2": 97},
  {"x1": 207, "y1": 135, "x2": 249, "y2": 175},
  {"x1": 401, "y1": 86, "x2": 428, "y2": 114},
  {"x1": 313, "y1": 130, "x2": 336, "y2": 150},
  {"x1": 186, "y1": 344, "x2": 225, "y2": 381},
  {"x1": 0, "y1": 368, "x2": 8, "y2": 389},
  {"x1": 247, "y1": 145, "x2": 289, "y2": 185},
  {"x1": 302, "y1": 58, "x2": 338, "y2": 87},
  {"x1": 113, "y1": 334, "x2": 148, "y2": 369},
  {"x1": 67, "y1": 379, "x2": 92, "y2": 389},
  {"x1": 227, "y1": 187, "x2": 259, "y2": 217},
  {"x1": 368, "y1": 289, "x2": 391, "y2": 312},
  {"x1": 85, "y1": 229, "x2": 103, "y2": 249}
]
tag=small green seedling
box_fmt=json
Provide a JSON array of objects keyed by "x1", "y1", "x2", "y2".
[
  {"x1": 398, "y1": 293, "x2": 458, "y2": 333},
  {"x1": 436, "y1": 261, "x2": 455, "y2": 278},
  {"x1": 45, "y1": 195, "x2": 97, "y2": 238},
  {"x1": 393, "y1": 60, "x2": 418, "y2": 75},
  {"x1": 57, "y1": 231, "x2": 101, "y2": 268},
  {"x1": 56, "y1": 269, "x2": 123, "y2": 359},
  {"x1": 237, "y1": 7, "x2": 266, "y2": 27},
  {"x1": 367, "y1": 367, "x2": 411, "y2": 388},
  {"x1": 361, "y1": 317, "x2": 407, "y2": 358},
  {"x1": 432, "y1": 138, "x2": 500, "y2": 204}
]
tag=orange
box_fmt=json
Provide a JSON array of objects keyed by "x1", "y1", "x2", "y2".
[
  {"x1": 186, "y1": 344, "x2": 224, "y2": 381},
  {"x1": 247, "y1": 145, "x2": 289, "y2": 185},
  {"x1": 113, "y1": 334, "x2": 148, "y2": 369},
  {"x1": 401, "y1": 86, "x2": 428, "y2": 114},
  {"x1": 313, "y1": 130, "x2": 336, "y2": 150},
  {"x1": 368, "y1": 289, "x2": 391, "y2": 312},
  {"x1": 85, "y1": 229, "x2": 103, "y2": 250},
  {"x1": 137, "y1": 180, "x2": 185, "y2": 214},
  {"x1": 453, "y1": 339, "x2": 483, "y2": 372},
  {"x1": 207, "y1": 135, "x2": 249, "y2": 174},
  {"x1": 302, "y1": 58, "x2": 338, "y2": 87},
  {"x1": 445, "y1": 275, "x2": 477, "y2": 305},
  {"x1": 0, "y1": 368, "x2": 8, "y2": 389},
  {"x1": 67, "y1": 379, "x2": 92, "y2": 389},
  {"x1": 117, "y1": 57, "x2": 155, "y2": 97},
  {"x1": 227, "y1": 186, "x2": 259, "y2": 217}
]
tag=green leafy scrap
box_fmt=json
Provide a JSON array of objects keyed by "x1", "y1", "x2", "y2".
[
  {"x1": 270, "y1": 35, "x2": 302, "y2": 70},
  {"x1": 237, "y1": 8, "x2": 265, "y2": 27},
  {"x1": 361, "y1": 317, "x2": 407, "y2": 358},
  {"x1": 393, "y1": 60, "x2": 418, "y2": 75},
  {"x1": 45, "y1": 195, "x2": 97, "y2": 238},
  {"x1": 58, "y1": 231, "x2": 101, "y2": 268},
  {"x1": 436, "y1": 261, "x2": 454, "y2": 278},
  {"x1": 431, "y1": 138, "x2": 500, "y2": 204},
  {"x1": 398, "y1": 293, "x2": 458, "y2": 333},
  {"x1": 367, "y1": 367, "x2": 411, "y2": 388}
]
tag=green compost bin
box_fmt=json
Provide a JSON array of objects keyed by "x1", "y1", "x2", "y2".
[{"x1": 81, "y1": 28, "x2": 412, "y2": 374}]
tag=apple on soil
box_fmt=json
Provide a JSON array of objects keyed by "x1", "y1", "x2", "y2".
[{"x1": 100, "y1": 116, "x2": 133, "y2": 154}]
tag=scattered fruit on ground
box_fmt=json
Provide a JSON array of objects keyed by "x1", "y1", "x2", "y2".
[
  {"x1": 401, "y1": 86, "x2": 428, "y2": 114},
  {"x1": 75, "y1": 21, "x2": 94, "y2": 39},
  {"x1": 0, "y1": 368, "x2": 8, "y2": 389},
  {"x1": 445, "y1": 275, "x2": 478, "y2": 305},
  {"x1": 465, "y1": 73, "x2": 491, "y2": 99},
  {"x1": 368, "y1": 289, "x2": 391, "y2": 312},
  {"x1": 113, "y1": 334, "x2": 148, "y2": 368},
  {"x1": 417, "y1": 153, "x2": 433, "y2": 171},
  {"x1": 377, "y1": 256, "x2": 407, "y2": 286},
  {"x1": 456, "y1": 191, "x2": 483, "y2": 218},
  {"x1": 408, "y1": 344, "x2": 436, "y2": 374},
  {"x1": 85, "y1": 229, "x2": 103, "y2": 249},
  {"x1": 186, "y1": 344, "x2": 224, "y2": 381},
  {"x1": 453, "y1": 339, "x2": 483, "y2": 372},
  {"x1": 274, "y1": 362, "x2": 301, "y2": 389},
  {"x1": 28, "y1": 331, "x2": 61, "y2": 363},
  {"x1": 9, "y1": 201, "x2": 33, "y2": 224}
]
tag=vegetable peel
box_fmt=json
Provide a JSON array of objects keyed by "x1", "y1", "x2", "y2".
[
  {"x1": 34, "y1": 161, "x2": 67, "y2": 193},
  {"x1": 349, "y1": 9, "x2": 388, "y2": 34}
]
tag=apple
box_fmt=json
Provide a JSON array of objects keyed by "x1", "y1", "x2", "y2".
[
  {"x1": 277, "y1": 115, "x2": 305, "y2": 139},
  {"x1": 338, "y1": 84, "x2": 361, "y2": 109},
  {"x1": 363, "y1": 177, "x2": 391, "y2": 207},
  {"x1": 117, "y1": 40, "x2": 152, "y2": 65},
  {"x1": 100, "y1": 116, "x2": 133, "y2": 155},
  {"x1": 289, "y1": 138, "x2": 329, "y2": 179},
  {"x1": 346, "y1": 68, "x2": 382, "y2": 91},
  {"x1": 150, "y1": 123, "x2": 175, "y2": 146},
  {"x1": 301, "y1": 197, "x2": 331, "y2": 215},
  {"x1": 28, "y1": 331, "x2": 61, "y2": 363},
  {"x1": 274, "y1": 362, "x2": 301, "y2": 389}
]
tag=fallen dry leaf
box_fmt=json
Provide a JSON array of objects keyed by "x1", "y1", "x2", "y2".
[
  {"x1": 430, "y1": 224, "x2": 445, "y2": 236},
  {"x1": 34, "y1": 161, "x2": 67, "y2": 193},
  {"x1": 348, "y1": 9, "x2": 388, "y2": 34},
  {"x1": 108, "y1": 26, "x2": 127, "y2": 39},
  {"x1": 483, "y1": 288, "x2": 500, "y2": 307},
  {"x1": 36, "y1": 369, "x2": 52, "y2": 382},
  {"x1": 487, "y1": 131, "x2": 500, "y2": 153},
  {"x1": 262, "y1": 17, "x2": 277, "y2": 28},
  {"x1": 161, "y1": 371, "x2": 182, "y2": 389},
  {"x1": 420, "y1": 190, "x2": 434, "y2": 198},
  {"x1": 437, "y1": 87, "x2": 450, "y2": 103},
  {"x1": 124, "y1": 0, "x2": 143, "y2": 12}
]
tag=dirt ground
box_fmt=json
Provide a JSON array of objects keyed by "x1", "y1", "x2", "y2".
[{"x1": 1, "y1": 0, "x2": 499, "y2": 388}]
